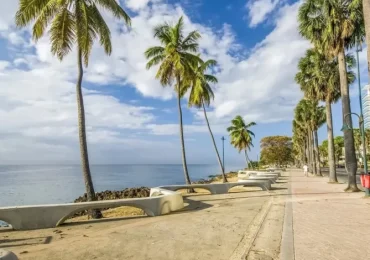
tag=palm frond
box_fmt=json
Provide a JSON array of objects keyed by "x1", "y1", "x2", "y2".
[
  {"x1": 95, "y1": 0, "x2": 131, "y2": 26},
  {"x1": 89, "y1": 3, "x2": 112, "y2": 55},
  {"x1": 16, "y1": 0, "x2": 53, "y2": 27},
  {"x1": 50, "y1": 6, "x2": 75, "y2": 60}
]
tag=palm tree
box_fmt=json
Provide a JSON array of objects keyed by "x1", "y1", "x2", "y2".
[
  {"x1": 227, "y1": 116, "x2": 256, "y2": 168},
  {"x1": 186, "y1": 58, "x2": 228, "y2": 182},
  {"x1": 298, "y1": 0, "x2": 364, "y2": 191},
  {"x1": 296, "y1": 48, "x2": 356, "y2": 182},
  {"x1": 294, "y1": 99, "x2": 314, "y2": 174},
  {"x1": 15, "y1": 0, "x2": 131, "y2": 217},
  {"x1": 292, "y1": 120, "x2": 307, "y2": 167},
  {"x1": 145, "y1": 17, "x2": 201, "y2": 185}
]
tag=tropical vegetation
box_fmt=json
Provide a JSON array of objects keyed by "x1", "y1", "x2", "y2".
[
  {"x1": 260, "y1": 136, "x2": 293, "y2": 167},
  {"x1": 15, "y1": 0, "x2": 131, "y2": 218},
  {"x1": 227, "y1": 116, "x2": 256, "y2": 168},
  {"x1": 296, "y1": 0, "x2": 365, "y2": 190}
]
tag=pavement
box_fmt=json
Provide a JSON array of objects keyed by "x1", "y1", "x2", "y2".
[
  {"x1": 282, "y1": 170, "x2": 370, "y2": 260},
  {"x1": 1, "y1": 169, "x2": 369, "y2": 260}
]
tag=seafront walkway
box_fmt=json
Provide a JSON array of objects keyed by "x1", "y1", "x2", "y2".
[
  {"x1": 281, "y1": 170, "x2": 370, "y2": 260},
  {"x1": 1, "y1": 169, "x2": 370, "y2": 259}
]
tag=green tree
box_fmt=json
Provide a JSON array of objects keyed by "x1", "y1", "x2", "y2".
[
  {"x1": 299, "y1": 0, "x2": 364, "y2": 191},
  {"x1": 295, "y1": 48, "x2": 355, "y2": 182},
  {"x1": 260, "y1": 136, "x2": 293, "y2": 167},
  {"x1": 294, "y1": 99, "x2": 324, "y2": 176},
  {"x1": 186, "y1": 58, "x2": 228, "y2": 182},
  {"x1": 334, "y1": 136, "x2": 345, "y2": 165},
  {"x1": 353, "y1": 128, "x2": 361, "y2": 160},
  {"x1": 145, "y1": 17, "x2": 201, "y2": 185},
  {"x1": 227, "y1": 116, "x2": 256, "y2": 168},
  {"x1": 292, "y1": 120, "x2": 307, "y2": 167},
  {"x1": 320, "y1": 140, "x2": 329, "y2": 159},
  {"x1": 15, "y1": 0, "x2": 131, "y2": 218}
]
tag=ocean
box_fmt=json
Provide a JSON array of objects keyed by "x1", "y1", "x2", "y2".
[{"x1": 0, "y1": 164, "x2": 241, "y2": 207}]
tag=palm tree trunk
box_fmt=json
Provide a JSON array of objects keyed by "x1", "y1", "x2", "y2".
[
  {"x1": 326, "y1": 100, "x2": 338, "y2": 183},
  {"x1": 307, "y1": 132, "x2": 312, "y2": 173},
  {"x1": 338, "y1": 49, "x2": 359, "y2": 192},
  {"x1": 303, "y1": 139, "x2": 307, "y2": 164},
  {"x1": 244, "y1": 149, "x2": 250, "y2": 168},
  {"x1": 314, "y1": 130, "x2": 322, "y2": 176},
  {"x1": 176, "y1": 82, "x2": 192, "y2": 185},
  {"x1": 311, "y1": 131, "x2": 317, "y2": 175},
  {"x1": 364, "y1": 0, "x2": 370, "y2": 86},
  {"x1": 202, "y1": 101, "x2": 227, "y2": 182},
  {"x1": 76, "y1": 49, "x2": 102, "y2": 219}
]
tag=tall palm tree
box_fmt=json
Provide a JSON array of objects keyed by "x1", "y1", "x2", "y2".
[
  {"x1": 296, "y1": 48, "x2": 356, "y2": 182},
  {"x1": 292, "y1": 119, "x2": 307, "y2": 167},
  {"x1": 312, "y1": 104, "x2": 326, "y2": 176},
  {"x1": 15, "y1": 0, "x2": 131, "y2": 217},
  {"x1": 227, "y1": 116, "x2": 256, "y2": 168},
  {"x1": 294, "y1": 99, "x2": 314, "y2": 174},
  {"x1": 298, "y1": 0, "x2": 364, "y2": 191},
  {"x1": 145, "y1": 17, "x2": 201, "y2": 185},
  {"x1": 186, "y1": 59, "x2": 228, "y2": 182}
]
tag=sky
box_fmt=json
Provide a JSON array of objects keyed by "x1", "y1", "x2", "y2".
[{"x1": 0, "y1": 0, "x2": 368, "y2": 166}]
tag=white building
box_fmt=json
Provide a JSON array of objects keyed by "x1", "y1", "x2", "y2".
[{"x1": 363, "y1": 85, "x2": 370, "y2": 129}]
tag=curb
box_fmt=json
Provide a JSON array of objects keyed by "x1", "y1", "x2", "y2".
[{"x1": 280, "y1": 171, "x2": 295, "y2": 260}]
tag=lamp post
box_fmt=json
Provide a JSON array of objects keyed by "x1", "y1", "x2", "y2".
[
  {"x1": 342, "y1": 113, "x2": 369, "y2": 196},
  {"x1": 221, "y1": 136, "x2": 225, "y2": 173}
]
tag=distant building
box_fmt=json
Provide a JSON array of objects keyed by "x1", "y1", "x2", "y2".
[{"x1": 363, "y1": 85, "x2": 370, "y2": 128}]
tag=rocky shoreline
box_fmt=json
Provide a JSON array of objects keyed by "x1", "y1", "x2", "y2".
[{"x1": 72, "y1": 172, "x2": 238, "y2": 217}]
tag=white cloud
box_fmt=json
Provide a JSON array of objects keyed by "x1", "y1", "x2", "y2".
[
  {"x1": 246, "y1": 0, "x2": 280, "y2": 27},
  {"x1": 124, "y1": 0, "x2": 163, "y2": 11},
  {"x1": 0, "y1": 0, "x2": 309, "y2": 163}
]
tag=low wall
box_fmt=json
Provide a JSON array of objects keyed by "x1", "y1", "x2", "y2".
[{"x1": 0, "y1": 180, "x2": 272, "y2": 231}]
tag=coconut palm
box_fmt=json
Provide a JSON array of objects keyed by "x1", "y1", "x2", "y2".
[
  {"x1": 292, "y1": 119, "x2": 307, "y2": 167},
  {"x1": 186, "y1": 58, "x2": 228, "y2": 182},
  {"x1": 145, "y1": 17, "x2": 201, "y2": 185},
  {"x1": 15, "y1": 0, "x2": 131, "y2": 217},
  {"x1": 296, "y1": 48, "x2": 356, "y2": 181},
  {"x1": 294, "y1": 99, "x2": 324, "y2": 176},
  {"x1": 227, "y1": 116, "x2": 256, "y2": 168},
  {"x1": 298, "y1": 0, "x2": 364, "y2": 191}
]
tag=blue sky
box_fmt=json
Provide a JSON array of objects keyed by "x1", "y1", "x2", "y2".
[{"x1": 0, "y1": 0, "x2": 368, "y2": 169}]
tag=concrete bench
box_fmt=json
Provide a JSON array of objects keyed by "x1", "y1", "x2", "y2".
[
  {"x1": 242, "y1": 170, "x2": 281, "y2": 177},
  {"x1": 238, "y1": 171, "x2": 278, "y2": 184},
  {"x1": 0, "y1": 189, "x2": 184, "y2": 230},
  {"x1": 0, "y1": 181, "x2": 270, "y2": 231},
  {"x1": 154, "y1": 180, "x2": 271, "y2": 195}
]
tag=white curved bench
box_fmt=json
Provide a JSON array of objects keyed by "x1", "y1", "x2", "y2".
[
  {"x1": 154, "y1": 180, "x2": 271, "y2": 195},
  {"x1": 0, "y1": 250, "x2": 18, "y2": 260},
  {"x1": 0, "y1": 189, "x2": 183, "y2": 230},
  {"x1": 0, "y1": 180, "x2": 270, "y2": 230},
  {"x1": 238, "y1": 171, "x2": 278, "y2": 183}
]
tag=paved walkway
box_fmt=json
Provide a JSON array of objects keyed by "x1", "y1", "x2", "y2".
[
  {"x1": 282, "y1": 170, "x2": 370, "y2": 260},
  {"x1": 1, "y1": 170, "x2": 369, "y2": 259}
]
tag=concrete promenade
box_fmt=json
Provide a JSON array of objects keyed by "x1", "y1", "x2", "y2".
[
  {"x1": 1, "y1": 169, "x2": 370, "y2": 259},
  {"x1": 282, "y1": 170, "x2": 370, "y2": 260}
]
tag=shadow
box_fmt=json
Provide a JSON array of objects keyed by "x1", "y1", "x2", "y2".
[
  {"x1": 270, "y1": 187, "x2": 288, "y2": 191},
  {"x1": 178, "y1": 198, "x2": 213, "y2": 213},
  {"x1": 0, "y1": 236, "x2": 52, "y2": 249},
  {"x1": 198, "y1": 191, "x2": 350, "y2": 203},
  {"x1": 63, "y1": 215, "x2": 148, "y2": 227}
]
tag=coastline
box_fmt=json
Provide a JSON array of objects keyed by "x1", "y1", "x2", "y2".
[{"x1": 68, "y1": 171, "x2": 239, "y2": 222}]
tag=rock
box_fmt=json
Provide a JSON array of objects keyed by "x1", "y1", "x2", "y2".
[{"x1": 72, "y1": 187, "x2": 150, "y2": 217}]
